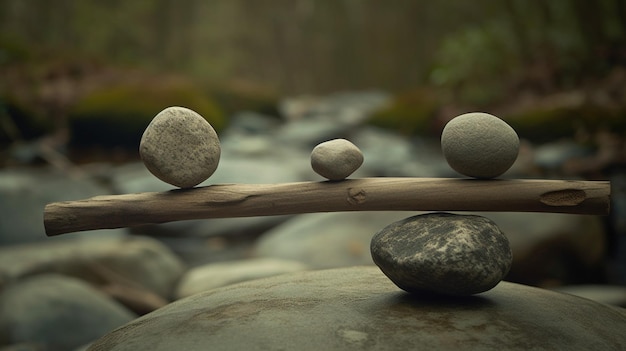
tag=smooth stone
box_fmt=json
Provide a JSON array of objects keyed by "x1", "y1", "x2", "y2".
[
  {"x1": 370, "y1": 213, "x2": 512, "y2": 296},
  {"x1": 255, "y1": 212, "x2": 418, "y2": 269},
  {"x1": 310, "y1": 139, "x2": 364, "y2": 180},
  {"x1": 0, "y1": 169, "x2": 127, "y2": 246},
  {"x1": 0, "y1": 274, "x2": 136, "y2": 351},
  {"x1": 140, "y1": 106, "x2": 220, "y2": 188},
  {"x1": 441, "y1": 112, "x2": 519, "y2": 179},
  {"x1": 175, "y1": 258, "x2": 310, "y2": 299},
  {"x1": 87, "y1": 267, "x2": 626, "y2": 351},
  {"x1": 0, "y1": 236, "x2": 186, "y2": 301}
]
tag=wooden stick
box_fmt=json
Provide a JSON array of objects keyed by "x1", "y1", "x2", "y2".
[{"x1": 44, "y1": 178, "x2": 610, "y2": 236}]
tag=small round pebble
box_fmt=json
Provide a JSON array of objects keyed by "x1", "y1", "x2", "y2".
[
  {"x1": 370, "y1": 212, "x2": 512, "y2": 296},
  {"x1": 310, "y1": 139, "x2": 364, "y2": 180},
  {"x1": 441, "y1": 112, "x2": 519, "y2": 179},
  {"x1": 140, "y1": 106, "x2": 221, "y2": 188}
]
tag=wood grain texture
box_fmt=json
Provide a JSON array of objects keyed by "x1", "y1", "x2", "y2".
[{"x1": 44, "y1": 178, "x2": 610, "y2": 236}]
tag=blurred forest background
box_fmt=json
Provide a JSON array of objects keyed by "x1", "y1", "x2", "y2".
[{"x1": 0, "y1": 0, "x2": 625, "y2": 163}]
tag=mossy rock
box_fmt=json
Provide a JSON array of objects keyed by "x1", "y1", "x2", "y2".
[
  {"x1": 69, "y1": 80, "x2": 225, "y2": 148},
  {"x1": 367, "y1": 89, "x2": 439, "y2": 136},
  {"x1": 505, "y1": 103, "x2": 626, "y2": 143}
]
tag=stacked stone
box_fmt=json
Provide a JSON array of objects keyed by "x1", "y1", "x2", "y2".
[
  {"x1": 140, "y1": 106, "x2": 221, "y2": 188},
  {"x1": 371, "y1": 112, "x2": 519, "y2": 296},
  {"x1": 310, "y1": 138, "x2": 364, "y2": 180}
]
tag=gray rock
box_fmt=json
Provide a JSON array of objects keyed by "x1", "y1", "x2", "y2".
[
  {"x1": 476, "y1": 212, "x2": 606, "y2": 286},
  {"x1": 87, "y1": 266, "x2": 626, "y2": 351},
  {"x1": 0, "y1": 236, "x2": 185, "y2": 300},
  {"x1": 441, "y1": 112, "x2": 519, "y2": 179},
  {"x1": 310, "y1": 139, "x2": 364, "y2": 180},
  {"x1": 140, "y1": 106, "x2": 221, "y2": 188},
  {"x1": 175, "y1": 258, "x2": 310, "y2": 299},
  {"x1": 0, "y1": 274, "x2": 136, "y2": 351},
  {"x1": 255, "y1": 212, "x2": 419, "y2": 269},
  {"x1": 370, "y1": 213, "x2": 512, "y2": 295},
  {"x1": 0, "y1": 169, "x2": 127, "y2": 246},
  {"x1": 552, "y1": 284, "x2": 626, "y2": 307}
]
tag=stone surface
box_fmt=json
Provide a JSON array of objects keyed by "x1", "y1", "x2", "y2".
[
  {"x1": 255, "y1": 212, "x2": 418, "y2": 268},
  {"x1": 310, "y1": 139, "x2": 364, "y2": 180},
  {"x1": 87, "y1": 266, "x2": 626, "y2": 351},
  {"x1": 175, "y1": 258, "x2": 310, "y2": 299},
  {"x1": 0, "y1": 169, "x2": 127, "y2": 246},
  {"x1": 441, "y1": 112, "x2": 519, "y2": 179},
  {"x1": 0, "y1": 236, "x2": 186, "y2": 300},
  {"x1": 0, "y1": 274, "x2": 136, "y2": 351},
  {"x1": 140, "y1": 106, "x2": 221, "y2": 188},
  {"x1": 370, "y1": 212, "x2": 512, "y2": 295}
]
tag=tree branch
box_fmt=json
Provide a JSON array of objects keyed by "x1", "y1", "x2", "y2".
[{"x1": 44, "y1": 177, "x2": 610, "y2": 236}]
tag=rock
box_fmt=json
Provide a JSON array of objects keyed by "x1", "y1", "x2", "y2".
[
  {"x1": 370, "y1": 213, "x2": 512, "y2": 295},
  {"x1": 477, "y1": 212, "x2": 606, "y2": 287},
  {"x1": 140, "y1": 106, "x2": 221, "y2": 188},
  {"x1": 255, "y1": 212, "x2": 418, "y2": 269},
  {"x1": 551, "y1": 285, "x2": 626, "y2": 307},
  {"x1": 0, "y1": 236, "x2": 186, "y2": 301},
  {"x1": 87, "y1": 267, "x2": 626, "y2": 351},
  {"x1": 441, "y1": 112, "x2": 519, "y2": 179},
  {"x1": 0, "y1": 274, "x2": 136, "y2": 351},
  {"x1": 0, "y1": 169, "x2": 127, "y2": 246},
  {"x1": 310, "y1": 139, "x2": 364, "y2": 180},
  {"x1": 175, "y1": 258, "x2": 310, "y2": 299}
]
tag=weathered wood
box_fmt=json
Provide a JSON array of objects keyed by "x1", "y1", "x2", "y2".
[{"x1": 44, "y1": 178, "x2": 610, "y2": 236}]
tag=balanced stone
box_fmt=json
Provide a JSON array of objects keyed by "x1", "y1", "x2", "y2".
[
  {"x1": 311, "y1": 139, "x2": 363, "y2": 180},
  {"x1": 370, "y1": 212, "x2": 512, "y2": 296},
  {"x1": 441, "y1": 112, "x2": 519, "y2": 179},
  {"x1": 140, "y1": 106, "x2": 221, "y2": 188}
]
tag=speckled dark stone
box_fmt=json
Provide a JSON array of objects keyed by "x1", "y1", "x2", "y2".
[
  {"x1": 140, "y1": 107, "x2": 221, "y2": 188},
  {"x1": 370, "y1": 212, "x2": 512, "y2": 296}
]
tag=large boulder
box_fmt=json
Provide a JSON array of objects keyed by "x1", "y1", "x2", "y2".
[{"x1": 87, "y1": 266, "x2": 626, "y2": 350}]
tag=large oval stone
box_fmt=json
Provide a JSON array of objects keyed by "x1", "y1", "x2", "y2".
[
  {"x1": 140, "y1": 106, "x2": 221, "y2": 188},
  {"x1": 87, "y1": 267, "x2": 626, "y2": 350},
  {"x1": 441, "y1": 112, "x2": 519, "y2": 179},
  {"x1": 370, "y1": 212, "x2": 512, "y2": 295}
]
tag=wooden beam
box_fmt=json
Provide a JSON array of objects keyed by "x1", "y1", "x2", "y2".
[{"x1": 44, "y1": 178, "x2": 610, "y2": 236}]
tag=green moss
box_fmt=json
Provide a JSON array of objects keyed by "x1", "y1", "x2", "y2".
[
  {"x1": 505, "y1": 104, "x2": 626, "y2": 142},
  {"x1": 69, "y1": 81, "x2": 225, "y2": 148},
  {"x1": 367, "y1": 89, "x2": 440, "y2": 136}
]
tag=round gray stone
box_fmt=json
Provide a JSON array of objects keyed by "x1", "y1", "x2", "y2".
[
  {"x1": 140, "y1": 106, "x2": 221, "y2": 188},
  {"x1": 441, "y1": 112, "x2": 519, "y2": 179},
  {"x1": 370, "y1": 212, "x2": 512, "y2": 296},
  {"x1": 311, "y1": 139, "x2": 364, "y2": 180},
  {"x1": 86, "y1": 267, "x2": 626, "y2": 351}
]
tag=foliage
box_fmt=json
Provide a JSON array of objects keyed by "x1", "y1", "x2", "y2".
[
  {"x1": 69, "y1": 80, "x2": 225, "y2": 148},
  {"x1": 367, "y1": 89, "x2": 440, "y2": 136},
  {"x1": 505, "y1": 103, "x2": 626, "y2": 143}
]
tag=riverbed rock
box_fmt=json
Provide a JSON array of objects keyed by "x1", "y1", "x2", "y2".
[
  {"x1": 0, "y1": 274, "x2": 136, "y2": 351},
  {"x1": 255, "y1": 212, "x2": 418, "y2": 268},
  {"x1": 86, "y1": 266, "x2": 626, "y2": 351},
  {"x1": 175, "y1": 258, "x2": 310, "y2": 299},
  {"x1": 370, "y1": 212, "x2": 512, "y2": 295},
  {"x1": 0, "y1": 236, "x2": 185, "y2": 300},
  {"x1": 140, "y1": 106, "x2": 221, "y2": 188},
  {"x1": 310, "y1": 139, "x2": 364, "y2": 180},
  {"x1": 441, "y1": 112, "x2": 519, "y2": 179}
]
